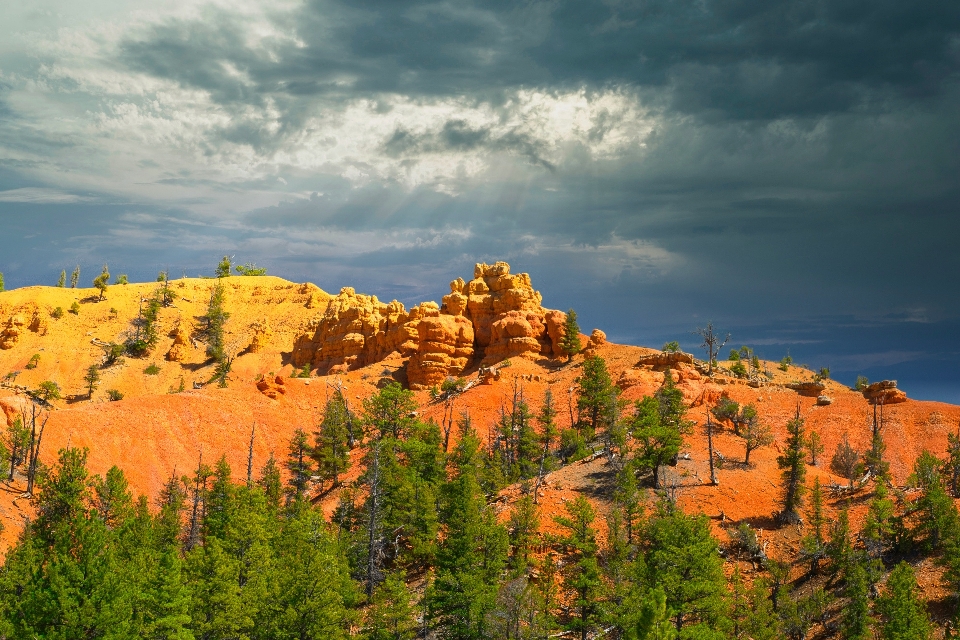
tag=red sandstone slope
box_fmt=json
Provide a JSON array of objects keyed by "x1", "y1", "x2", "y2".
[{"x1": 0, "y1": 265, "x2": 958, "y2": 582}]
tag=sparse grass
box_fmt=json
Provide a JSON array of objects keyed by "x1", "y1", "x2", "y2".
[
  {"x1": 144, "y1": 363, "x2": 161, "y2": 376},
  {"x1": 107, "y1": 389, "x2": 124, "y2": 401}
]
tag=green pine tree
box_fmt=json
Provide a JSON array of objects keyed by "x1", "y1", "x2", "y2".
[
  {"x1": 776, "y1": 406, "x2": 807, "y2": 523},
  {"x1": 57, "y1": 269, "x2": 66, "y2": 287},
  {"x1": 875, "y1": 562, "x2": 931, "y2": 640},
  {"x1": 314, "y1": 393, "x2": 352, "y2": 489},
  {"x1": 560, "y1": 309, "x2": 583, "y2": 361},
  {"x1": 554, "y1": 496, "x2": 603, "y2": 640},
  {"x1": 839, "y1": 560, "x2": 873, "y2": 640},
  {"x1": 364, "y1": 571, "x2": 417, "y2": 640}
]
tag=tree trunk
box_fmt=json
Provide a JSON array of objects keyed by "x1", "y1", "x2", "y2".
[{"x1": 707, "y1": 414, "x2": 718, "y2": 485}]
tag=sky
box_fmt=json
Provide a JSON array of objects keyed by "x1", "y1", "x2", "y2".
[{"x1": 1, "y1": 0, "x2": 958, "y2": 402}]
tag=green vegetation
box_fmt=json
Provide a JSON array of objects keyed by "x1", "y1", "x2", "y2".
[
  {"x1": 51, "y1": 306, "x2": 64, "y2": 319},
  {"x1": 730, "y1": 360, "x2": 748, "y2": 378},
  {"x1": 35, "y1": 380, "x2": 61, "y2": 403},
  {"x1": 814, "y1": 366, "x2": 831, "y2": 382},
  {"x1": 215, "y1": 255, "x2": 232, "y2": 278},
  {"x1": 92, "y1": 263, "x2": 110, "y2": 300},
  {"x1": 779, "y1": 352, "x2": 792, "y2": 371},
  {"x1": 235, "y1": 262, "x2": 267, "y2": 276},
  {"x1": 560, "y1": 308, "x2": 582, "y2": 361},
  {"x1": 106, "y1": 389, "x2": 124, "y2": 401},
  {"x1": 70, "y1": 265, "x2": 80, "y2": 288},
  {"x1": 114, "y1": 274, "x2": 128, "y2": 284},
  {"x1": 57, "y1": 270, "x2": 66, "y2": 288},
  {"x1": 662, "y1": 340, "x2": 680, "y2": 352},
  {"x1": 25, "y1": 354, "x2": 40, "y2": 370},
  {"x1": 855, "y1": 374, "x2": 869, "y2": 390},
  {"x1": 84, "y1": 364, "x2": 100, "y2": 396},
  {"x1": 1, "y1": 347, "x2": 958, "y2": 639},
  {"x1": 0, "y1": 272, "x2": 4, "y2": 292},
  {"x1": 69, "y1": 301, "x2": 80, "y2": 315},
  {"x1": 144, "y1": 363, "x2": 161, "y2": 375}
]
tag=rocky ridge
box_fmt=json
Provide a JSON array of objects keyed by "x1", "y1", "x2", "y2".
[{"x1": 292, "y1": 262, "x2": 569, "y2": 389}]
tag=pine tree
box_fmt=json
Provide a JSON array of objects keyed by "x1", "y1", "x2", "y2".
[
  {"x1": 910, "y1": 451, "x2": 959, "y2": 551},
  {"x1": 776, "y1": 406, "x2": 807, "y2": 523},
  {"x1": 840, "y1": 560, "x2": 873, "y2": 640},
  {"x1": 93, "y1": 264, "x2": 110, "y2": 300},
  {"x1": 0, "y1": 272, "x2": 4, "y2": 292},
  {"x1": 364, "y1": 381, "x2": 417, "y2": 440},
  {"x1": 875, "y1": 562, "x2": 931, "y2": 640},
  {"x1": 560, "y1": 309, "x2": 583, "y2": 361},
  {"x1": 799, "y1": 476, "x2": 827, "y2": 575},
  {"x1": 285, "y1": 428, "x2": 313, "y2": 502},
  {"x1": 576, "y1": 356, "x2": 618, "y2": 439},
  {"x1": 257, "y1": 454, "x2": 283, "y2": 512},
  {"x1": 84, "y1": 364, "x2": 100, "y2": 397},
  {"x1": 826, "y1": 507, "x2": 853, "y2": 581},
  {"x1": 628, "y1": 374, "x2": 689, "y2": 490},
  {"x1": 365, "y1": 571, "x2": 417, "y2": 640},
  {"x1": 314, "y1": 393, "x2": 351, "y2": 489},
  {"x1": 91, "y1": 465, "x2": 134, "y2": 530},
  {"x1": 57, "y1": 269, "x2": 66, "y2": 287},
  {"x1": 216, "y1": 255, "x2": 232, "y2": 278},
  {"x1": 634, "y1": 587, "x2": 677, "y2": 640},
  {"x1": 70, "y1": 264, "x2": 80, "y2": 288},
  {"x1": 554, "y1": 496, "x2": 602, "y2": 640},
  {"x1": 429, "y1": 472, "x2": 509, "y2": 640},
  {"x1": 508, "y1": 495, "x2": 540, "y2": 570},
  {"x1": 636, "y1": 502, "x2": 728, "y2": 634},
  {"x1": 807, "y1": 430, "x2": 824, "y2": 466},
  {"x1": 863, "y1": 482, "x2": 895, "y2": 559}
]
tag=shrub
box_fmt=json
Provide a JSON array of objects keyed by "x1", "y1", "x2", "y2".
[
  {"x1": 69, "y1": 301, "x2": 80, "y2": 315},
  {"x1": 814, "y1": 367, "x2": 830, "y2": 382},
  {"x1": 35, "y1": 380, "x2": 61, "y2": 402},
  {"x1": 103, "y1": 342, "x2": 125, "y2": 366},
  {"x1": 779, "y1": 353, "x2": 793, "y2": 371},
  {"x1": 215, "y1": 255, "x2": 232, "y2": 278},
  {"x1": 662, "y1": 340, "x2": 680, "y2": 353},
  {"x1": 729, "y1": 349, "x2": 740, "y2": 361},
  {"x1": 235, "y1": 262, "x2": 267, "y2": 276},
  {"x1": 114, "y1": 274, "x2": 128, "y2": 284},
  {"x1": 730, "y1": 522, "x2": 762, "y2": 558},
  {"x1": 25, "y1": 354, "x2": 40, "y2": 370},
  {"x1": 92, "y1": 264, "x2": 110, "y2": 300},
  {"x1": 51, "y1": 306, "x2": 64, "y2": 319},
  {"x1": 730, "y1": 361, "x2": 748, "y2": 378},
  {"x1": 107, "y1": 389, "x2": 124, "y2": 401},
  {"x1": 144, "y1": 363, "x2": 161, "y2": 375},
  {"x1": 440, "y1": 377, "x2": 467, "y2": 394},
  {"x1": 854, "y1": 375, "x2": 869, "y2": 391}
]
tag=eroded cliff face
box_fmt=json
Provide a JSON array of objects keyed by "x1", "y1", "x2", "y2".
[{"x1": 291, "y1": 261, "x2": 568, "y2": 389}]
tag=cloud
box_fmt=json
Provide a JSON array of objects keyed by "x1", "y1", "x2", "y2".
[{"x1": 0, "y1": 188, "x2": 94, "y2": 203}]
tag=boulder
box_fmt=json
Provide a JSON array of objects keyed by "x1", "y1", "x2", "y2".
[
  {"x1": 583, "y1": 328, "x2": 607, "y2": 357},
  {"x1": 786, "y1": 381, "x2": 826, "y2": 397},
  {"x1": 256, "y1": 375, "x2": 286, "y2": 399},
  {"x1": 817, "y1": 395, "x2": 833, "y2": 406},
  {"x1": 635, "y1": 351, "x2": 695, "y2": 369},
  {"x1": 166, "y1": 324, "x2": 192, "y2": 362},
  {"x1": 862, "y1": 380, "x2": 908, "y2": 405},
  {"x1": 0, "y1": 315, "x2": 26, "y2": 350}
]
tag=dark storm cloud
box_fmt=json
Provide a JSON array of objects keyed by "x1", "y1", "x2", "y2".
[
  {"x1": 2, "y1": 0, "x2": 959, "y2": 401},
  {"x1": 119, "y1": 0, "x2": 960, "y2": 114}
]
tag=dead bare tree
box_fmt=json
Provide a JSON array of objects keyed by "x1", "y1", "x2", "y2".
[
  {"x1": 365, "y1": 441, "x2": 384, "y2": 598},
  {"x1": 24, "y1": 403, "x2": 49, "y2": 495},
  {"x1": 705, "y1": 412, "x2": 718, "y2": 486},
  {"x1": 246, "y1": 424, "x2": 256, "y2": 486},
  {"x1": 695, "y1": 323, "x2": 730, "y2": 376}
]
